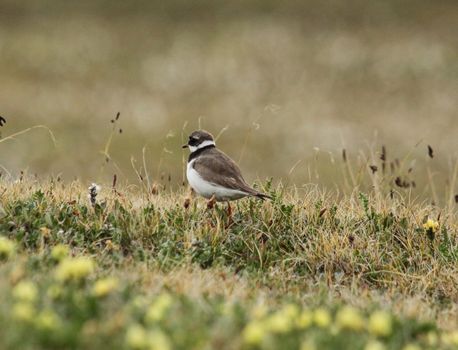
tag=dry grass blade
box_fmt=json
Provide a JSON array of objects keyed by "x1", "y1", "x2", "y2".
[{"x1": 0, "y1": 125, "x2": 57, "y2": 147}]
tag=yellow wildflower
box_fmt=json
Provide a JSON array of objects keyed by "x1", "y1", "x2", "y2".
[
  {"x1": 35, "y1": 309, "x2": 60, "y2": 331},
  {"x1": 126, "y1": 324, "x2": 149, "y2": 349},
  {"x1": 282, "y1": 303, "x2": 300, "y2": 319},
  {"x1": 402, "y1": 344, "x2": 421, "y2": 350},
  {"x1": 12, "y1": 280, "x2": 38, "y2": 303},
  {"x1": 423, "y1": 219, "x2": 439, "y2": 232},
  {"x1": 364, "y1": 340, "x2": 387, "y2": 350},
  {"x1": 335, "y1": 306, "x2": 365, "y2": 331},
  {"x1": 265, "y1": 304, "x2": 299, "y2": 333},
  {"x1": 368, "y1": 310, "x2": 392, "y2": 337},
  {"x1": 125, "y1": 324, "x2": 171, "y2": 350},
  {"x1": 243, "y1": 321, "x2": 265, "y2": 345},
  {"x1": 92, "y1": 277, "x2": 119, "y2": 297},
  {"x1": 451, "y1": 330, "x2": 458, "y2": 345},
  {"x1": 313, "y1": 308, "x2": 332, "y2": 328},
  {"x1": 47, "y1": 284, "x2": 63, "y2": 299},
  {"x1": 265, "y1": 312, "x2": 292, "y2": 333},
  {"x1": 297, "y1": 309, "x2": 313, "y2": 329},
  {"x1": 145, "y1": 293, "x2": 173, "y2": 324},
  {"x1": 12, "y1": 303, "x2": 35, "y2": 322},
  {"x1": 442, "y1": 330, "x2": 458, "y2": 346},
  {"x1": 426, "y1": 331, "x2": 438, "y2": 346},
  {"x1": 0, "y1": 236, "x2": 15, "y2": 259},
  {"x1": 55, "y1": 257, "x2": 94, "y2": 282},
  {"x1": 147, "y1": 329, "x2": 171, "y2": 350},
  {"x1": 300, "y1": 339, "x2": 317, "y2": 350},
  {"x1": 51, "y1": 244, "x2": 69, "y2": 261}
]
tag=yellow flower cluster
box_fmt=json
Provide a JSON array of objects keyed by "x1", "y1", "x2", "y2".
[
  {"x1": 11, "y1": 280, "x2": 39, "y2": 324},
  {"x1": 300, "y1": 339, "x2": 317, "y2": 350},
  {"x1": 442, "y1": 330, "x2": 458, "y2": 346},
  {"x1": 364, "y1": 340, "x2": 386, "y2": 350},
  {"x1": 145, "y1": 293, "x2": 174, "y2": 324},
  {"x1": 125, "y1": 324, "x2": 171, "y2": 350},
  {"x1": 368, "y1": 310, "x2": 392, "y2": 337},
  {"x1": 313, "y1": 308, "x2": 332, "y2": 328},
  {"x1": 12, "y1": 303, "x2": 35, "y2": 322},
  {"x1": 336, "y1": 306, "x2": 365, "y2": 331},
  {"x1": 0, "y1": 236, "x2": 15, "y2": 259},
  {"x1": 10, "y1": 300, "x2": 61, "y2": 331},
  {"x1": 47, "y1": 284, "x2": 63, "y2": 300},
  {"x1": 297, "y1": 309, "x2": 313, "y2": 329},
  {"x1": 92, "y1": 277, "x2": 119, "y2": 298},
  {"x1": 243, "y1": 304, "x2": 398, "y2": 346},
  {"x1": 423, "y1": 219, "x2": 439, "y2": 232},
  {"x1": 51, "y1": 244, "x2": 69, "y2": 262},
  {"x1": 36, "y1": 309, "x2": 60, "y2": 331},
  {"x1": 55, "y1": 257, "x2": 95, "y2": 282},
  {"x1": 402, "y1": 344, "x2": 421, "y2": 350},
  {"x1": 13, "y1": 280, "x2": 38, "y2": 303},
  {"x1": 264, "y1": 304, "x2": 300, "y2": 333},
  {"x1": 243, "y1": 321, "x2": 265, "y2": 345},
  {"x1": 244, "y1": 304, "x2": 321, "y2": 345}
]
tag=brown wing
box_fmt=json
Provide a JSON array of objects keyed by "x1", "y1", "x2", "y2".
[{"x1": 192, "y1": 148, "x2": 258, "y2": 195}]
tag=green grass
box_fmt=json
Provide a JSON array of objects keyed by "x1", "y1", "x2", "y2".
[{"x1": 0, "y1": 179, "x2": 457, "y2": 349}]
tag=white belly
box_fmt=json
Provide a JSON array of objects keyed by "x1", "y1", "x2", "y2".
[{"x1": 186, "y1": 160, "x2": 248, "y2": 201}]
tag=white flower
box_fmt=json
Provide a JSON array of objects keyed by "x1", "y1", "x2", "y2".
[
  {"x1": 88, "y1": 183, "x2": 101, "y2": 206},
  {"x1": 88, "y1": 183, "x2": 101, "y2": 193}
]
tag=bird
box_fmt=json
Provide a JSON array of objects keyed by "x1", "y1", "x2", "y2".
[{"x1": 182, "y1": 130, "x2": 271, "y2": 211}]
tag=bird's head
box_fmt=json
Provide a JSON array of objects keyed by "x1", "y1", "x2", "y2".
[{"x1": 182, "y1": 130, "x2": 215, "y2": 153}]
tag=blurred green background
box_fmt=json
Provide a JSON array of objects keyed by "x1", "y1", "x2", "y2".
[{"x1": 0, "y1": 0, "x2": 457, "y2": 190}]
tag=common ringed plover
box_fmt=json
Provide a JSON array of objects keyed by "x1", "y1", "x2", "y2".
[{"x1": 183, "y1": 130, "x2": 271, "y2": 206}]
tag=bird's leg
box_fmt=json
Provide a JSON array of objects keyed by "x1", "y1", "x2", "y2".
[
  {"x1": 183, "y1": 188, "x2": 194, "y2": 209},
  {"x1": 225, "y1": 201, "x2": 234, "y2": 228},
  {"x1": 206, "y1": 194, "x2": 216, "y2": 210},
  {"x1": 227, "y1": 201, "x2": 232, "y2": 218}
]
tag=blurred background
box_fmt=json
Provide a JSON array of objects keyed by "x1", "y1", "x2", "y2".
[{"x1": 0, "y1": 0, "x2": 457, "y2": 194}]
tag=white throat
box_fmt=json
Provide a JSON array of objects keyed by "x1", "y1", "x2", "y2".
[{"x1": 189, "y1": 140, "x2": 215, "y2": 153}]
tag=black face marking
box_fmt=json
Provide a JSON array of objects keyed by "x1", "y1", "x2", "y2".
[
  {"x1": 0, "y1": 116, "x2": 6, "y2": 127},
  {"x1": 188, "y1": 136, "x2": 201, "y2": 147},
  {"x1": 186, "y1": 130, "x2": 214, "y2": 148}
]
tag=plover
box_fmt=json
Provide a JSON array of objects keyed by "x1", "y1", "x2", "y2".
[{"x1": 182, "y1": 130, "x2": 271, "y2": 207}]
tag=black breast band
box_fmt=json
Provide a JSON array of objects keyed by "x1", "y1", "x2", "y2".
[{"x1": 188, "y1": 145, "x2": 216, "y2": 162}]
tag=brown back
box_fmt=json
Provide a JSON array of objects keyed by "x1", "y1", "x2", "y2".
[{"x1": 191, "y1": 147, "x2": 258, "y2": 195}]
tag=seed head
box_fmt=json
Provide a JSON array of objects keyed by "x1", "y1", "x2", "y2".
[{"x1": 427, "y1": 145, "x2": 434, "y2": 158}]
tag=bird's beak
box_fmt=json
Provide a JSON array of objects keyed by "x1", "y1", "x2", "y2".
[{"x1": 182, "y1": 144, "x2": 188, "y2": 149}]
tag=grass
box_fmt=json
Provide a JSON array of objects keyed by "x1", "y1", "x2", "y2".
[
  {"x1": 1, "y1": 0, "x2": 457, "y2": 186},
  {"x1": 1, "y1": 2, "x2": 457, "y2": 349},
  {"x1": 0, "y1": 178, "x2": 457, "y2": 349}
]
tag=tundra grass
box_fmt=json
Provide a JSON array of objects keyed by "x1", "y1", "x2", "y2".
[{"x1": 0, "y1": 179, "x2": 457, "y2": 350}]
